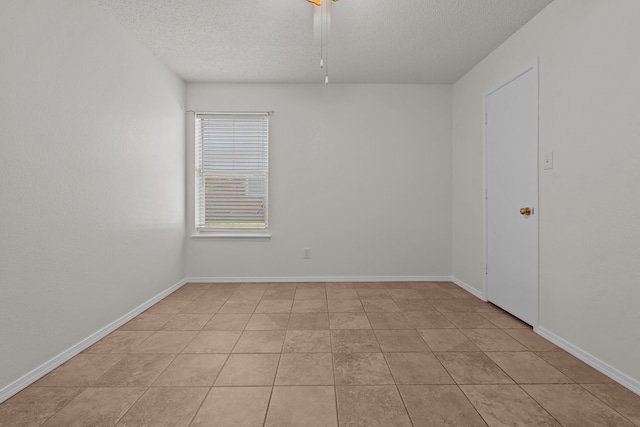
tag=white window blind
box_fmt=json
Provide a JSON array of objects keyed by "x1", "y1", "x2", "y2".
[{"x1": 195, "y1": 113, "x2": 269, "y2": 232}]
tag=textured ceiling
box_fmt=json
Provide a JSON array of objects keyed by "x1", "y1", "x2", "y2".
[{"x1": 94, "y1": 0, "x2": 553, "y2": 84}]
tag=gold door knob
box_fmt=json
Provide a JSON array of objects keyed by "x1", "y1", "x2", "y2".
[{"x1": 520, "y1": 207, "x2": 532, "y2": 216}]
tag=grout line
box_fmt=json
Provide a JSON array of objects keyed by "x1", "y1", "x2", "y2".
[
  {"x1": 187, "y1": 386, "x2": 212, "y2": 426},
  {"x1": 329, "y1": 329, "x2": 340, "y2": 427}
]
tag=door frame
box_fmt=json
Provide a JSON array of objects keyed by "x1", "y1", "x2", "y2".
[{"x1": 482, "y1": 59, "x2": 540, "y2": 326}]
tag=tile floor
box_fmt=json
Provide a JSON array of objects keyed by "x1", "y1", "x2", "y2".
[{"x1": 1, "y1": 281, "x2": 639, "y2": 426}]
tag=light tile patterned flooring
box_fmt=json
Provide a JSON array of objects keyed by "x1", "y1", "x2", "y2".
[{"x1": 1, "y1": 281, "x2": 639, "y2": 426}]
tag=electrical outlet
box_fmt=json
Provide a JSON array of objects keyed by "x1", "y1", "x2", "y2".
[
  {"x1": 303, "y1": 248, "x2": 311, "y2": 259},
  {"x1": 544, "y1": 152, "x2": 553, "y2": 170}
]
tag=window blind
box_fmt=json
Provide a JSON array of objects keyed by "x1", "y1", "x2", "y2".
[{"x1": 195, "y1": 113, "x2": 269, "y2": 231}]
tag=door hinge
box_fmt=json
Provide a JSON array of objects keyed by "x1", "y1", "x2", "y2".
[
  {"x1": 485, "y1": 113, "x2": 488, "y2": 125},
  {"x1": 485, "y1": 189, "x2": 488, "y2": 200},
  {"x1": 485, "y1": 264, "x2": 488, "y2": 275}
]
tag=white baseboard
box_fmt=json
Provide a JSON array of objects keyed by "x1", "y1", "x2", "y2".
[
  {"x1": 184, "y1": 276, "x2": 452, "y2": 283},
  {"x1": 0, "y1": 278, "x2": 187, "y2": 404},
  {"x1": 451, "y1": 276, "x2": 485, "y2": 300},
  {"x1": 535, "y1": 326, "x2": 640, "y2": 396}
]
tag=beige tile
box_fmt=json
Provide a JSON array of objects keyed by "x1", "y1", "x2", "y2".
[
  {"x1": 36, "y1": 354, "x2": 122, "y2": 387},
  {"x1": 333, "y1": 353, "x2": 394, "y2": 385},
  {"x1": 385, "y1": 353, "x2": 454, "y2": 385},
  {"x1": 202, "y1": 313, "x2": 251, "y2": 331},
  {"x1": 480, "y1": 312, "x2": 529, "y2": 329},
  {"x1": 145, "y1": 298, "x2": 191, "y2": 314},
  {"x1": 536, "y1": 351, "x2": 614, "y2": 383},
  {"x1": 336, "y1": 386, "x2": 412, "y2": 427},
  {"x1": 383, "y1": 282, "x2": 419, "y2": 289},
  {"x1": 296, "y1": 282, "x2": 326, "y2": 290},
  {"x1": 291, "y1": 299, "x2": 328, "y2": 313},
  {"x1": 200, "y1": 289, "x2": 236, "y2": 300},
  {"x1": 326, "y1": 282, "x2": 355, "y2": 290},
  {"x1": 366, "y1": 312, "x2": 412, "y2": 329},
  {"x1": 461, "y1": 385, "x2": 560, "y2": 427},
  {"x1": 255, "y1": 299, "x2": 293, "y2": 314},
  {"x1": 191, "y1": 387, "x2": 272, "y2": 427},
  {"x1": 183, "y1": 331, "x2": 241, "y2": 353},
  {"x1": 86, "y1": 331, "x2": 153, "y2": 353},
  {"x1": 395, "y1": 299, "x2": 437, "y2": 312},
  {"x1": 361, "y1": 299, "x2": 400, "y2": 312},
  {"x1": 583, "y1": 383, "x2": 640, "y2": 425},
  {"x1": 134, "y1": 331, "x2": 197, "y2": 353},
  {"x1": 430, "y1": 298, "x2": 482, "y2": 312},
  {"x1": 417, "y1": 288, "x2": 454, "y2": 299},
  {"x1": 435, "y1": 352, "x2": 513, "y2": 385},
  {"x1": 161, "y1": 314, "x2": 212, "y2": 331},
  {"x1": 153, "y1": 354, "x2": 227, "y2": 386},
  {"x1": 180, "y1": 298, "x2": 226, "y2": 314},
  {"x1": 294, "y1": 289, "x2": 327, "y2": 300},
  {"x1": 504, "y1": 329, "x2": 559, "y2": 352},
  {"x1": 119, "y1": 313, "x2": 174, "y2": 331},
  {"x1": 443, "y1": 312, "x2": 498, "y2": 328},
  {"x1": 418, "y1": 329, "x2": 480, "y2": 351},
  {"x1": 180, "y1": 283, "x2": 215, "y2": 292},
  {"x1": 217, "y1": 299, "x2": 259, "y2": 314},
  {"x1": 357, "y1": 289, "x2": 391, "y2": 299},
  {"x1": 329, "y1": 313, "x2": 371, "y2": 329},
  {"x1": 273, "y1": 282, "x2": 298, "y2": 288},
  {"x1": 486, "y1": 352, "x2": 571, "y2": 384},
  {"x1": 327, "y1": 299, "x2": 364, "y2": 313},
  {"x1": 0, "y1": 387, "x2": 83, "y2": 427},
  {"x1": 283, "y1": 330, "x2": 331, "y2": 353},
  {"x1": 387, "y1": 289, "x2": 424, "y2": 300},
  {"x1": 238, "y1": 283, "x2": 269, "y2": 291},
  {"x1": 94, "y1": 354, "x2": 175, "y2": 387},
  {"x1": 399, "y1": 385, "x2": 487, "y2": 426},
  {"x1": 326, "y1": 288, "x2": 358, "y2": 299},
  {"x1": 275, "y1": 353, "x2": 334, "y2": 385},
  {"x1": 233, "y1": 330, "x2": 285, "y2": 353},
  {"x1": 263, "y1": 289, "x2": 296, "y2": 300},
  {"x1": 229, "y1": 289, "x2": 266, "y2": 300},
  {"x1": 245, "y1": 313, "x2": 290, "y2": 330},
  {"x1": 288, "y1": 313, "x2": 329, "y2": 330},
  {"x1": 269, "y1": 283, "x2": 298, "y2": 290},
  {"x1": 375, "y1": 330, "x2": 430, "y2": 352},
  {"x1": 354, "y1": 282, "x2": 384, "y2": 289},
  {"x1": 116, "y1": 387, "x2": 207, "y2": 427},
  {"x1": 473, "y1": 301, "x2": 505, "y2": 313},
  {"x1": 215, "y1": 354, "x2": 280, "y2": 386},
  {"x1": 331, "y1": 330, "x2": 381, "y2": 353},
  {"x1": 265, "y1": 386, "x2": 337, "y2": 427},
  {"x1": 441, "y1": 286, "x2": 477, "y2": 299},
  {"x1": 404, "y1": 311, "x2": 455, "y2": 328},
  {"x1": 413, "y1": 282, "x2": 446, "y2": 291},
  {"x1": 42, "y1": 388, "x2": 145, "y2": 427},
  {"x1": 461, "y1": 329, "x2": 527, "y2": 351},
  {"x1": 522, "y1": 384, "x2": 635, "y2": 427},
  {"x1": 161, "y1": 290, "x2": 199, "y2": 299}
]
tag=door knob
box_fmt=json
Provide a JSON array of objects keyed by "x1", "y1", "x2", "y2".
[{"x1": 520, "y1": 207, "x2": 532, "y2": 216}]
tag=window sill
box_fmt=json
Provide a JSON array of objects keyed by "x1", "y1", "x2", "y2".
[{"x1": 191, "y1": 231, "x2": 272, "y2": 240}]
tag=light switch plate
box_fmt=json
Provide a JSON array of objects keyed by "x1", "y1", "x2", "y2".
[{"x1": 544, "y1": 152, "x2": 553, "y2": 170}]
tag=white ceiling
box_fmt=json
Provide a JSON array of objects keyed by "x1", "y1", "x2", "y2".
[{"x1": 95, "y1": 0, "x2": 553, "y2": 84}]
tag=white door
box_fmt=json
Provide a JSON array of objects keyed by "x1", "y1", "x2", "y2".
[{"x1": 485, "y1": 63, "x2": 539, "y2": 326}]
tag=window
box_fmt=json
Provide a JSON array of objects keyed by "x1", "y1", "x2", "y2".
[{"x1": 195, "y1": 113, "x2": 270, "y2": 235}]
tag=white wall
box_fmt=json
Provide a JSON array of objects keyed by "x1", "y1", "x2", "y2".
[
  {"x1": 0, "y1": 0, "x2": 185, "y2": 393},
  {"x1": 186, "y1": 84, "x2": 452, "y2": 280},
  {"x1": 452, "y1": 0, "x2": 640, "y2": 388}
]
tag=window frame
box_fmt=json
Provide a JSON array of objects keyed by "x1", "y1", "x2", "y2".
[{"x1": 192, "y1": 111, "x2": 272, "y2": 239}]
